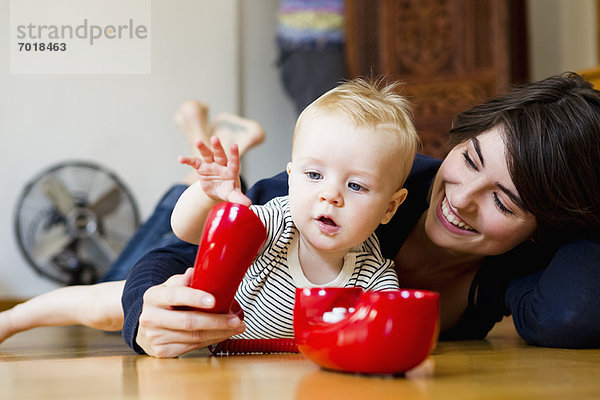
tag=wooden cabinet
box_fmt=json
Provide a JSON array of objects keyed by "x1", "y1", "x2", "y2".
[{"x1": 345, "y1": 0, "x2": 526, "y2": 158}]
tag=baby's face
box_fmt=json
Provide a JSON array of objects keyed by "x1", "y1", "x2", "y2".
[{"x1": 287, "y1": 113, "x2": 406, "y2": 256}]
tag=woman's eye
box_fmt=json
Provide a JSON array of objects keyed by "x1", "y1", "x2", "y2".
[
  {"x1": 494, "y1": 193, "x2": 514, "y2": 216},
  {"x1": 348, "y1": 182, "x2": 364, "y2": 192},
  {"x1": 306, "y1": 171, "x2": 321, "y2": 180},
  {"x1": 462, "y1": 150, "x2": 478, "y2": 171}
]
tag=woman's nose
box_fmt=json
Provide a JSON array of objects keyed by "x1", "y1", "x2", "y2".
[{"x1": 451, "y1": 180, "x2": 482, "y2": 212}]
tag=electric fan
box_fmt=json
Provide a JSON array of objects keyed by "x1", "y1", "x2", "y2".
[{"x1": 14, "y1": 161, "x2": 140, "y2": 285}]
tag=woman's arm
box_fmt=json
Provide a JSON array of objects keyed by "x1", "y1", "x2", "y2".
[
  {"x1": 122, "y1": 172, "x2": 290, "y2": 355},
  {"x1": 121, "y1": 238, "x2": 246, "y2": 357},
  {"x1": 121, "y1": 238, "x2": 197, "y2": 354},
  {"x1": 506, "y1": 237, "x2": 600, "y2": 348}
]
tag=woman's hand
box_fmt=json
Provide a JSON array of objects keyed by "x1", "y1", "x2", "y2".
[
  {"x1": 136, "y1": 268, "x2": 246, "y2": 358},
  {"x1": 179, "y1": 136, "x2": 251, "y2": 206}
]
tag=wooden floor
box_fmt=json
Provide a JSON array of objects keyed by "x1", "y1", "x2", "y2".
[{"x1": 0, "y1": 317, "x2": 599, "y2": 399}]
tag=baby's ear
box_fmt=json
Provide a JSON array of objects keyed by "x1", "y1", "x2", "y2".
[{"x1": 381, "y1": 188, "x2": 408, "y2": 224}]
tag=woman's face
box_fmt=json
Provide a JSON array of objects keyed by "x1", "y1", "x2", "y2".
[{"x1": 425, "y1": 126, "x2": 537, "y2": 256}]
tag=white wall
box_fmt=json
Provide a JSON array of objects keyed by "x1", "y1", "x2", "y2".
[
  {"x1": 0, "y1": 0, "x2": 295, "y2": 298},
  {"x1": 239, "y1": 0, "x2": 296, "y2": 186},
  {"x1": 1, "y1": 0, "x2": 597, "y2": 299},
  {"x1": 527, "y1": 0, "x2": 598, "y2": 80}
]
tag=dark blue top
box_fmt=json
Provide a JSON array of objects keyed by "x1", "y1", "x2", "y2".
[{"x1": 122, "y1": 154, "x2": 600, "y2": 353}]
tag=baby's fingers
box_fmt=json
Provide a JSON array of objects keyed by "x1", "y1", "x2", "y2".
[
  {"x1": 179, "y1": 156, "x2": 203, "y2": 170},
  {"x1": 227, "y1": 144, "x2": 241, "y2": 174},
  {"x1": 210, "y1": 136, "x2": 229, "y2": 166},
  {"x1": 196, "y1": 140, "x2": 215, "y2": 163}
]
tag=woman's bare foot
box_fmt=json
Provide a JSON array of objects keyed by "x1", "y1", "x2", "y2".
[
  {"x1": 173, "y1": 100, "x2": 210, "y2": 157},
  {"x1": 174, "y1": 101, "x2": 211, "y2": 184},
  {"x1": 210, "y1": 113, "x2": 265, "y2": 157},
  {"x1": 175, "y1": 102, "x2": 265, "y2": 184}
]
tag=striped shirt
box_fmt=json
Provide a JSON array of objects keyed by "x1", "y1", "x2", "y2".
[{"x1": 233, "y1": 196, "x2": 399, "y2": 339}]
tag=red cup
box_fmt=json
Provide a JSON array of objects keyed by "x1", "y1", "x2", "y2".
[
  {"x1": 294, "y1": 287, "x2": 440, "y2": 375},
  {"x1": 189, "y1": 202, "x2": 267, "y2": 314}
]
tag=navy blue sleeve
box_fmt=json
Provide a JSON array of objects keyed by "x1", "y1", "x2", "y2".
[
  {"x1": 506, "y1": 237, "x2": 600, "y2": 348},
  {"x1": 121, "y1": 237, "x2": 197, "y2": 353},
  {"x1": 121, "y1": 173, "x2": 290, "y2": 353},
  {"x1": 245, "y1": 171, "x2": 289, "y2": 204}
]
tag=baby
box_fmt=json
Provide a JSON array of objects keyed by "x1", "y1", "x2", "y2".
[{"x1": 171, "y1": 78, "x2": 420, "y2": 338}]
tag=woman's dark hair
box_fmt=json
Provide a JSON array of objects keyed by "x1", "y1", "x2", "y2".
[{"x1": 448, "y1": 72, "x2": 600, "y2": 244}]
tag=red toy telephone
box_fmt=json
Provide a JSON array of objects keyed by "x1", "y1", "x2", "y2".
[
  {"x1": 188, "y1": 202, "x2": 297, "y2": 354},
  {"x1": 189, "y1": 202, "x2": 266, "y2": 313}
]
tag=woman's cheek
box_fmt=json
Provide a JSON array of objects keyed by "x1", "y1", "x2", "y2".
[{"x1": 481, "y1": 222, "x2": 532, "y2": 254}]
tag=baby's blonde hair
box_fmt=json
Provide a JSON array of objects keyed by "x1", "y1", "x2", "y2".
[{"x1": 294, "y1": 78, "x2": 420, "y2": 188}]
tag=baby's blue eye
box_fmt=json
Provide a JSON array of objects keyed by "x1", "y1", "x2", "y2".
[
  {"x1": 307, "y1": 171, "x2": 321, "y2": 180},
  {"x1": 348, "y1": 182, "x2": 363, "y2": 192}
]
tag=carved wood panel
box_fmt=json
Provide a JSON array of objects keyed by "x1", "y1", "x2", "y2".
[{"x1": 346, "y1": 0, "x2": 523, "y2": 158}]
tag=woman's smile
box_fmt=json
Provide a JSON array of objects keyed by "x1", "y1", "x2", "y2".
[
  {"x1": 441, "y1": 195, "x2": 476, "y2": 232},
  {"x1": 436, "y1": 195, "x2": 477, "y2": 235}
]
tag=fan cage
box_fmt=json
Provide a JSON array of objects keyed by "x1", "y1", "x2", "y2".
[{"x1": 14, "y1": 161, "x2": 140, "y2": 285}]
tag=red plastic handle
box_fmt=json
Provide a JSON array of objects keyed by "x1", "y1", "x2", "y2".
[{"x1": 189, "y1": 202, "x2": 267, "y2": 313}]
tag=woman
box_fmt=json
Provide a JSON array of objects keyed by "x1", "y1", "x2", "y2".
[{"x1": 123, "y1": 72, "x2": 600, "y2": 357}]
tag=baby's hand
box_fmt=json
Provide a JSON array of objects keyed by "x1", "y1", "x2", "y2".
[{"x1": 179, "y1": 136, "x2": 250, "y2": 206}]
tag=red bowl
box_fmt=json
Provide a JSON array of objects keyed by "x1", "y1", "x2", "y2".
[{"x1": 294, "y1": 287, "x2": 440, "y2": 375}]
